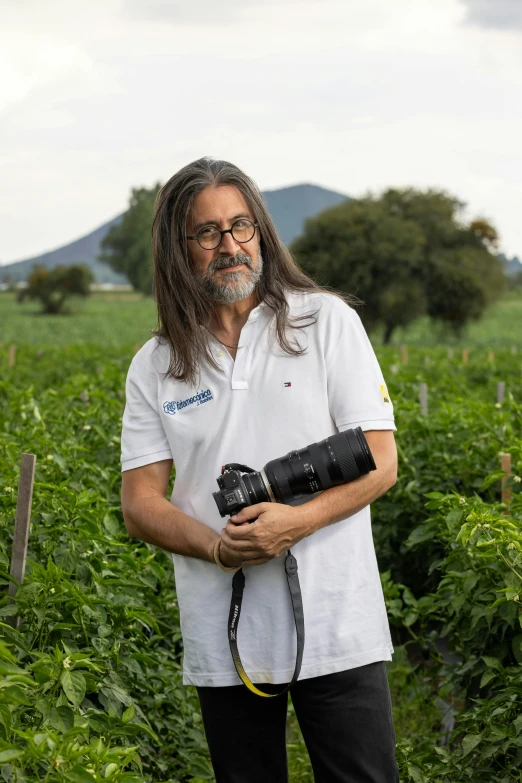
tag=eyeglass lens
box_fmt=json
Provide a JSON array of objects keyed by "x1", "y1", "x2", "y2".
[{"x1": 198, "y1": 220, "x2": 256, "y2": 249}]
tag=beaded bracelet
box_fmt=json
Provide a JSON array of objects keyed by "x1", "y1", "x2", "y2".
[{"x1": 213, "y1": 538, "x2": 242, "y2": 573}]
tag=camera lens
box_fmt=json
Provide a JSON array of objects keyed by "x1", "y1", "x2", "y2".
[
  {"x1": 242, "y1": 472, "x2": 270, "y2": 506},
  {"x1": 327, "y1": 428, "x2": 376, "y2": 482},
  {"x1": 263, "y1": 427, "x2": 375, "y2": 504}
]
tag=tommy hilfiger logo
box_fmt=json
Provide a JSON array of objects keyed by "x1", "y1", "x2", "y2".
[
  {"x1": 163, "y1": 389, "x2": 214, "y2": 415},
  {"x1": 284, "y1": 382, "x2": 292, "y2": 387}
]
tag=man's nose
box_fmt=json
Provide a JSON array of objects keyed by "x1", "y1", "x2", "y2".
[{"x1": 218, "y1": 230, "x2": 240, "y2": 255}]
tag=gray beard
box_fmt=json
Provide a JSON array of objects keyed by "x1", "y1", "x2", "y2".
[{"x1": 200, "y1": 250, "x2": 263, "y2": 305}]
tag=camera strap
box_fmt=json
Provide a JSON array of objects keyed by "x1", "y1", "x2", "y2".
[{"x1": 227, "y1": 550, "x2": 304, "y2": 698}]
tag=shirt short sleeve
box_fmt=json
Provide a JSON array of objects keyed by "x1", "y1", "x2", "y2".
[
  {"x1": 322, "y1": 296, "x2": 395, "y2": 433},
  {"x1": 121, "y1": 342, "x2": 173, "y2": 472}
]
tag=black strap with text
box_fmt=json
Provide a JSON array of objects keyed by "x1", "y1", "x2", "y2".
[{"x1": 227, "y1": 550, "x2": 305, "y2": 698}]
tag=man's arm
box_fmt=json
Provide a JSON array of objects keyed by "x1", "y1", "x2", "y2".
[
  {"x1": 121, "y1": 460, "x2": 243, "y2": 567},
  {"x1": 220, "y1": 430, "x2": 397, "y2": 565}
]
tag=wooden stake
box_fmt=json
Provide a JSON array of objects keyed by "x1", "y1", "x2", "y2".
[
  {"x1": 501, "y1": 453, "x2": 512, "y2": 506},
  {"x1": 133, "y1": 343, "x2": 141, "y2": 355},
  {"x1": 390, "y1": 364, "x2": 398, "y2": 375},
  {"x1": 462, "y1": 349, "x2": 469, "y2": 364},
  {"x1": 8, "y1": 344, "x2": 16, "y2": 367},
  {"x1": 419, "y1": 382, "x2": 428, "y2": 416},
  {"x1": 424, "y1": 355, "x2": 430, "y2": 367},
  {"x1": 488, "y1": 351, "x2": 495, "y2": 362},
  {"x1": 400, "y1": 344, "x2": 408, "y2": 365},
  {"x1": 8, "y1": 454, "x2": 36, "y2": 628},
  {"x1": 497, "y1": 382, "x2": 505, "y2": 404},
  {"x1": 447, "y1": 348, "x2": 454, "y2": 360}
]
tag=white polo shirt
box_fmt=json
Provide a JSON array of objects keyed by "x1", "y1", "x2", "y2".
[{"x1": 121, "y1": 291, "x2": 396, "y2": 687}]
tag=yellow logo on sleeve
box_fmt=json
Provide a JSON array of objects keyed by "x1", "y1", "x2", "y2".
[{"x1": 380, "y1": 385, "x2": 391, "y2": 404}]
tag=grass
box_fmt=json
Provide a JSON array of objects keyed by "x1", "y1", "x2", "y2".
[
  {"x1": 381, "y1": 290, "x2": 522, "y2": 349},
  {"x1": 1, "y1": 290, "x2": 522, "y2": 349},
  {"x1": 0, "y1": 292, "x2": 156, "y2": 347}
]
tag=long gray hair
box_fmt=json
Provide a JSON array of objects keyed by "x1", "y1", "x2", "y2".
[{"x1": 152, "y1": 157, "x2": 328, "y2": 385}]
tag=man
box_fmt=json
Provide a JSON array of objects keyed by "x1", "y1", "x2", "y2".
[{"x1": 121, "y1": 157, "x2": 399, "y2": 782}]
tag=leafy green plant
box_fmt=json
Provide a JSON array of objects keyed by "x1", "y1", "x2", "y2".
[
  {"x1": 407, "y1": 492, "x2": 522, "y2": 674},
  {"x1": 372, "y1": 350, "x2": 522, "y2": 596},
  {"x1": 0, "y1": 351, "x2": 212, "y2": 782},
  {"x1": 1, "y1": 339, "x2": 522, "y2": 782},
  {"x1": 391, "y1": 489, "x2": 522, "y2": 781}
]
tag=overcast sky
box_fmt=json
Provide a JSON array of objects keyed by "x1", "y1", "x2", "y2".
[{"x1": 1, "y1": 0, "x2": 521, "y2": 263}]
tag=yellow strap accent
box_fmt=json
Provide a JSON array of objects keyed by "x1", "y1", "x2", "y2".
[{"x1": 234, "y1": 661, "x2": 279, "y2": 698}]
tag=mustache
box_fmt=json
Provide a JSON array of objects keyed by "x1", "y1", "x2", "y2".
[{"x1": 207, "y1": 253, "x2": 253, "y2": 274}]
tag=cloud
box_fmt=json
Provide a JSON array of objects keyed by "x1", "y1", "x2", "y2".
[
  {"x1": 123, "y1": 0, "x2": 299, "y2": 25},
  {"x1": 1, "y1": 0, "x2": 522, "y2": 262},
  {"x1": 461, "y1": 0, "x2": 522, "y2": 30},
  {"x1": 121, "y1": 0, "x2": 432, "y2": 44}
]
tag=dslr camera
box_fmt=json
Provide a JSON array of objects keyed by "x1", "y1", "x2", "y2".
[{"x1": 213, "y1": 427, "x2": 376, "y2": 517}]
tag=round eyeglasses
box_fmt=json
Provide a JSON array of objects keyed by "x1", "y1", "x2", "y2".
[{"x1": 186, "y1": 219, "x2": 259, "y2": 250}]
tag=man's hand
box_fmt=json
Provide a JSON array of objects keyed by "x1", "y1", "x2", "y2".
[
  {"x1": 219, "y1": 503, "x2": 314, "y2": 567},
  {"x1": 214, "y1": 539, "x2": 244, "y2": 569}
]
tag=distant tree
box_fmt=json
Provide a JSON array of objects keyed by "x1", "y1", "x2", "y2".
[
  {"x1": 99, "y1": 184, "x2": 161, "y2": 294},
  {"x1": 380, "y1": 189, "x2": 505, "y2": 337},
  {"x1": 424, "y1": 249, "x2": 488, "y2": 333},
  {"x1": 18, "y1": 264, "x2": 94, "y2": 314},
  {"x1": 292, "y1": 188, "x2": 505, "y2": 343},
  {"x1": 292, "y1": 198, "x2": 427, "y2": 342}
]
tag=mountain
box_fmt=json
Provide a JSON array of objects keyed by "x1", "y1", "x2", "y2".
[
  {"x1": 497, "y1": 253, "x2": 522, "y2": 277},
  {"x1": 261, "y1": 183, "x2": 349, "y2": 245},
  {"x1": 506, "y1": 255, "x2": 522, "y2": 276},
  {"x1": 0, "y1": 184, "x2": 348, "y2": 284},
  {"x1": 0, "y1": 214, "x2": 126, "y2": 285}
]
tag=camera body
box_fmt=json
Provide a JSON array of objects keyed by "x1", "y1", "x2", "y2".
[
  {"x1": 213, "y1": 427, "x2": 376, "y2": 518},
  {"x1": 215, "y1": 469, "x2": 255, "y2": 514}
]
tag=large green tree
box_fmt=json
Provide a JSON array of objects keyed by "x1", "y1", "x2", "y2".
[
  {"x1": 99, "y1": 184, "x2": 161, "y2": 294},
  {"x1": 292, "y1": 188, "x2": 505, "y2": 343}
]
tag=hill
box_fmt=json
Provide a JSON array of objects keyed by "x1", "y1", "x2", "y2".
[
  {"x1": 0, "y1": 215, "x2": 126, "y2": 285},
  {"x1": 0, "y1": 183, "x2": 348, "y2": 284},
  {"x1": 261, "y1": 183, "x2": 349, "y2": 245},
  {"x1": 506, "y1": 255, "x2": 522, "y2": 276}
]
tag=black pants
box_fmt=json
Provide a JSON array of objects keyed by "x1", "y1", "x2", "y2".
[{"x1": 196, "y1": 662, "x2": 399, "y2": 783}]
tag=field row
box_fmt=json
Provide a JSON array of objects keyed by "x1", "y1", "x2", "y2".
[
  {"x1": 1, "y1": 290, "x2": 522, "y2": 347},
  {"x1": 1, "y1": 346, "x2": 521, "y2": 781}
]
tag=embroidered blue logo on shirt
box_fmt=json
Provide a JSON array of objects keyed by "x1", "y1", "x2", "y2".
[{"x1": 163, "y1": 389, "x2": 214, "y2": 415}]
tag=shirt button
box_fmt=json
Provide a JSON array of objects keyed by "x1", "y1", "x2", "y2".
[{"x1": 217, "y1": 351, "x2": 224, "y2": 358}]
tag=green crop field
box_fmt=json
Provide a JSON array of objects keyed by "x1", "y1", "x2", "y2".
[
  {"x1": 0, "y1": 293, "x2": 156, "y2": 348},
  {"x1": 377, "y1": 290, "x2": 522, "y2": 349},
  {"x1": 2, "y1": 290, "x2": 522, "y2": 348},
  {"x1": 1, "y1": 293, "x2": 521, "y2": 782}
]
